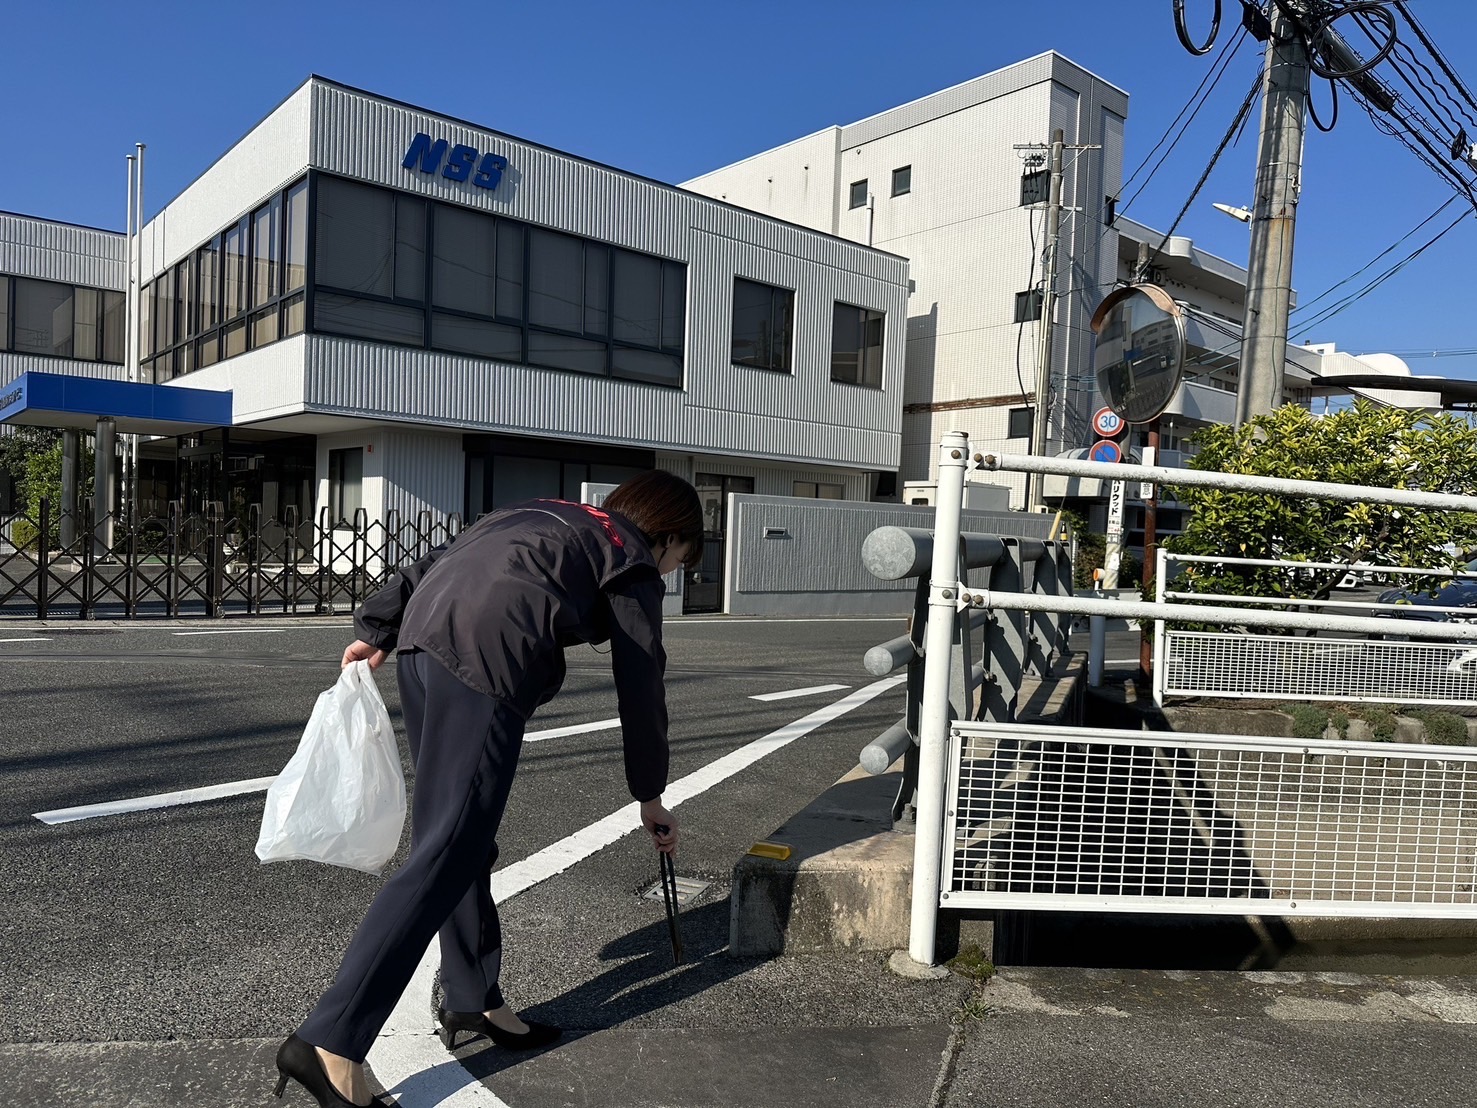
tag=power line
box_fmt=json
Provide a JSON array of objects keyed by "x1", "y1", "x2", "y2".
[
  {"x1": 1290, "y1": 196, "x2": 1460, "y2": 319},
  {"x1": 1392, "y1": 1, "x2": 1477, "y2": 120},
  {"x1": 1144, "y1": 72, "x2": 1263, "y2": 276},
  {"x1": 1119, "y1": 24, "x2": 1249, "y2": 211},
  {"x1": 1291, "y1": 209, "x2": 1471, "y2": 339}
]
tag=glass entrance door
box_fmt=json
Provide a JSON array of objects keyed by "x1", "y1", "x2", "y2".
[{"x1": 685, "y1": 473, "x2": 753, "y2": 614}]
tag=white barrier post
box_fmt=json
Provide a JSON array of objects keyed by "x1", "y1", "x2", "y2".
[
  {"x1": 908, "y1": 431, "x2": 969, "y2": 967},
  {"x1": 1153, "y1": 546, "x2": 1169, "y2": 706}
]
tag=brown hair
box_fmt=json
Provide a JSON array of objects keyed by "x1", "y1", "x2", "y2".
[{"x1": 604, "y1": 470, "x2": 704, "y2": 568}]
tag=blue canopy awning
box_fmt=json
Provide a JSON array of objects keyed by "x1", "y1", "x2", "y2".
[{"x1": 0, "y1": 372, "x2": 232, "y2": 435}]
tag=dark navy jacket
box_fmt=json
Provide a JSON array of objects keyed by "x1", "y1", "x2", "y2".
[{"x1": 353, "y1": 499, "x2": 669, "y2": 802}]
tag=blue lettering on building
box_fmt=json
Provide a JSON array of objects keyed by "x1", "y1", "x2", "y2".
[{"x1": 402, "y1": 133, "x2": 508, "y2": 191}]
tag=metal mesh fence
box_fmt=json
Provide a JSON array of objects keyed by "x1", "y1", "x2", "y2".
[
  {"x1": 1163, "y1": 630, "x2": 1477, "y2": 706},
  {"x1": 943, "y1": 721, "x2": 1477, "y2": 917}
]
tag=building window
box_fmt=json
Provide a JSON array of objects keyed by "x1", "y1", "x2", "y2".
[
  {"x1": 848, "y1": 179, "x2": 868, "y2": 210},
  {"x1": 328, "y1": 447, "x2": 364, "y2": 524},
  {"x1": 1014, "y1": 289, "x2": 1043, "y2": 323},
  {"x1": 830, "y1": 302, "x2": 885, "y2": 389},
  {"x1": 794, "y1": 481, "x2": 844, "y2": 499},
  {"x1": 1007, "y1": 406, "x2": 1033, "y2": 439},
  {"x1": 308, "y1": 176, "x2": 686, "y2": 387},
  {"x1": 135, "y1": 175, "x2": 308, "y2": 383},
  {"x1": 891, "y1": 166, "x2": 911, "y2": 196},
  {"x1": 5, "y1": 276, "x2": 125, "y2": 364},
  {"x1": 731, "y1": 278, "x2": 794, "y2": 373}
]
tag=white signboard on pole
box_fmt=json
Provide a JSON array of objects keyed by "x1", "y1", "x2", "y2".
[
  {"x1": 1138, "y1": 445, "x2": 1156, "y2": 500},
  {"x1": 1107, "y1": 479, "x2": 1126, "y2": 537}
]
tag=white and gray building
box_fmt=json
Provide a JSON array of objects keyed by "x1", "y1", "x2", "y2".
[
  {"x1": 684, "y1": 52, "x2": 1128, "y2": 508},
  {"x1": 0, "y1": 77, "x2": 910, "y2": 611}
]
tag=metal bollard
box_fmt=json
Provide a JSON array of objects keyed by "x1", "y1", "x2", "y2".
[{"x1": 860, "y1": 719, "x2": 911, "y2": 775}]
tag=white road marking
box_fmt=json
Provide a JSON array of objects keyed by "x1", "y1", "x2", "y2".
[
  {"x1": 0, "y1": 637, "x2": 50, "y2": 644},
  {"x1": 367, "y1": 674, "x2": 906, "y2": 1106},
  {"x1": 524, "y1": 717, "x2": 620, "y2": 742},
  {"x1": 33, "y1": 776, "x2": 278, "y2": 825},
  {"x1": 749, "y1": 683, "x2": 850, "y2": 702},
  {"x1": 172, "y1": 629, "x2": 288, "y2": 636},
  {"x1": 35, "y1": 716, "x2": 626, "y2": 826}
]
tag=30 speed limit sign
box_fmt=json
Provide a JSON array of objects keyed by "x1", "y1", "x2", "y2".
[{"x1": 1092, "y1": 406, "x2": 1125, "y2": 438}]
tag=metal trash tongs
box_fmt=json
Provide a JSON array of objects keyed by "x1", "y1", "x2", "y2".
[{"x1": 654, "y1": 824, "x2": 684, "y2": 965}]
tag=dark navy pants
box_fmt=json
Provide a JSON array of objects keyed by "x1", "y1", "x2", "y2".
[{"x1": 298, "y1": 649, "x2": 526, "y2": 1062}]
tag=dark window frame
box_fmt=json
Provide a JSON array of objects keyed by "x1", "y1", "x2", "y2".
[
  {"x1": 140, "y1": 175, "x2": 310, "y2": 385},
  {"x1": 3, "y1": 274, "x2": 126, "y2": 366},
  {"x1": 327, "y1": 446, "x2": 364, "y2": 525},
  {"x1": 308, "y1": 173, "x2": 687, "y2": 389},
  {"x1": 1007, "y1": 406, "x2": 1033, "y2": 439},
  {"x1": 848, "y1": 179, "x2": 868, "y2": 210},
  {"x1": 829, "y1": 301, "x2": 886, "y2": 390},
  {"x1": 1014, "y1": 289, "x2": 1044, "y2": 323},
  {"x1": 891, "y1": 165, "x2": 911, "y2": 197},
  {"x1": 730, "y1": 277, "x2": 794, "y2": 374}
]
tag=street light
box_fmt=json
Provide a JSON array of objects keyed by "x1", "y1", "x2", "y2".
[{"x1": 1212, "y1": 202, "x2": 1253, "y2": 223}]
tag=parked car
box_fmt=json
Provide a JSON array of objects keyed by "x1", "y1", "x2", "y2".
[{"x1": 1376, "y1": 558, "x2": 1477, "y2": 622}]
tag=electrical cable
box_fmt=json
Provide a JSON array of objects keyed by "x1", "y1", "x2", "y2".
[
  {"x1": 1122, "y1": 24, "x2": 1248, "y2": 200},
  {"x1": 1015, "y1": 206, "x2": 1040, "y2": 401},
  {"x1": 1393, "y1": 1, "x2": 1477, "y2": 119},
  {"x1": 1144, "y1": 72, "x2": 1264, "y2": 275},
  {"x1": 1301, "y1": 2, "x2": 1398, "y2": 82},
  {"x1": 1352, "y1": 85, "x2": 1477, "y2": 207},
  {"x1": 1174, "y1": 0, "x2": 1222, "y2": 56},
  {"x1": 1383, "y1": 39, "x2": 1473, "y2": 139},
  {"x1": 1291, "y1": 209, "x2": 1470, "y2": 339},
  {"x1": 1307, "y1": 72, "x2": 1338, "y2": 133},
  {"x1": 1290, "y1": 195, "x2": 1459, "y2": 318}
]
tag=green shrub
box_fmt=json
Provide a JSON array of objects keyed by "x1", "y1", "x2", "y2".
[
  {"x1": 1409, "y1": 709, "x2": 1469, "y2": 747},
  {"x1": 1357, "y1": 706, "x2": 1397, "y2": 743},
  {"x1": 10, "y1": 519, "x2": 40, "y2": 552},
  {"x1": 1281, "y1": 702, "x2": 1330, "y2": 740},
  {"x1": 1329, "y1": 709, "x2": 1350, "y2": 738}
]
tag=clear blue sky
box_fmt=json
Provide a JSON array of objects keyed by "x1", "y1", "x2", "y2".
[{"x1": 6, "y1": 0, "x2": 1475, "y2": 376}]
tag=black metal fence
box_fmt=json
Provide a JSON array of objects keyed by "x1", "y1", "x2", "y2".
[{"x1": 0, "y1": 499, "x2": 462, "y2": 619}]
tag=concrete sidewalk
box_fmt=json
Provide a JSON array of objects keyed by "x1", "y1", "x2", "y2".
[{"x1": 10, "y1": 967, "x2": 1477, "y2": 1106}]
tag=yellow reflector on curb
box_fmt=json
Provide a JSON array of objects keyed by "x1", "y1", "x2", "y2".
[{"x1": 747, "y1": 841, "x2": 793, "y2": 860}]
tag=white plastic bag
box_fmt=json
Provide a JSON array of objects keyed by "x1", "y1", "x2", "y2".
[{"x1": 255, "y1": 660, "x2": 407, "y2": 875}]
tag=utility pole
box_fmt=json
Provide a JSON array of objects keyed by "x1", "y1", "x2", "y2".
[
  {"x1": 1235, "y1": 1, "x2": 1310, "y2": 425},
  {"x1": 1027, "y1": 129, "x2": 1065, "y2": 514}
]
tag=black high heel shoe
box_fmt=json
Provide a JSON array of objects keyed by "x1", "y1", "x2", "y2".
[
  {"x1": 437, "y1": 1008, "x2": 562, "y2": 1051},
  {"x1": 273, "y1": 1033, "x2": 389, "y2": 1107}
]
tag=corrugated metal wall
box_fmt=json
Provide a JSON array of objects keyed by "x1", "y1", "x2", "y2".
[
  {"x1": 380, "y1": 428, "x2": 464, "y2": 520},
  {"x1": 725, "y1": 494, "x2": 1056, "y2": 616},
  {"x1": 0, "y1": 215, "x2": 126, "y2": 290},
  {"x1": 0, "y1": 355, "x2": 129, "y2": 391}
]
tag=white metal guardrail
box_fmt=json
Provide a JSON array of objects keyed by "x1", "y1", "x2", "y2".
[
  {"x1": 942, "y1": 721, "x2": 1477, "y2": 919},
  {"x1": 896, "y1": 441, "x2": 1477, "y2": 968},
  {"x1": 1154, "y1": 551, "x2": 1477, "y2": 706}
]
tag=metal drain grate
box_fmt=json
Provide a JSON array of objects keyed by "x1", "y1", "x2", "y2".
[{"x1": 642, "y1": 876, "x2": 709, "y2": 905}]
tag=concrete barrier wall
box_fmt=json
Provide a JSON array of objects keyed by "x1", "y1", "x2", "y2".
[{"x1": 724, "y1": 495, "x2": 1055, "y2": 617}]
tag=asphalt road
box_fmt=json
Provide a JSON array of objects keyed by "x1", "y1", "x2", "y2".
[{"x1": 0, "y1": 615, "x2": 930, "y2": 1047}]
